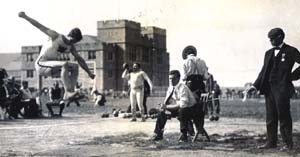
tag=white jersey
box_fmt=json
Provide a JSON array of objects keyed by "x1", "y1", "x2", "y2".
[
  {"x1": 129, "y1": 71, "x2": 148, "y2": 89},
  {"x1": 35, "y1": 35, "x2": 70, "y2": 66},
  {"x1": 122, "y1": 70, "x2": 153, "y2": 90}
]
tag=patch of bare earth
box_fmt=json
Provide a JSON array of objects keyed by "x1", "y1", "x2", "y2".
[{"x1": 0, "y1": 98, "x2": 300, "y2": 157}]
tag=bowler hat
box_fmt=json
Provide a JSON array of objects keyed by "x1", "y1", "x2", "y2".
[{"x1": 182, "y1": 45, "x2": 197, "y2": 59}]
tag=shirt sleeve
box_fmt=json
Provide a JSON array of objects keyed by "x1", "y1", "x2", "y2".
[
  {"x1": 177, "y1": 85, "x2": 189, "y2": 108},
  {"x1": 183, "y1": 61, "x2": 188, "y2": 80},
  {"x1": 199, "y1": 59, "x2": 209, "y2": 80}
]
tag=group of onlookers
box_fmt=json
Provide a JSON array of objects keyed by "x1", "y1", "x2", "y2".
[
  {"x1": 121, "y1": 45, "x2": 221, "y2": 142},
  {"x1": 0, "y1": 69, "x2": 40, "y2": 120}
]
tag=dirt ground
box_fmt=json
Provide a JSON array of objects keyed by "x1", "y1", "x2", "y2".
[{"x1": 0, "y1": 98, "x2": 300, "y2": 157}]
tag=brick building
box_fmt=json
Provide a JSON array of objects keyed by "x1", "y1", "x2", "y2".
[{"x1": 20, "y1": 19, "x2": 169, "y2": 92}]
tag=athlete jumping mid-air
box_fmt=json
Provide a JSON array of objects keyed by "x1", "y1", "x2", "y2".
[{"x1": 18, "y1": 11, "x2": 95, "y2": 100}]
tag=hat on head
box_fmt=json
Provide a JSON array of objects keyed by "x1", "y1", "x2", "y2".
[
  {"x1": 268, "y1": 28, "x2": 285, "y2": 39},
  {"x1": 182, "y1": 45, "x2": 197, "y2": 59}
]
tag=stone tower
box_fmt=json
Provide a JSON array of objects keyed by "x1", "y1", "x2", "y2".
[{"x1": 97, "y1": 20, "x2": 169, "y2": 89}]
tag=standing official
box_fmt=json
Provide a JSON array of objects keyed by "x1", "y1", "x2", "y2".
[
  {"x1": 182, "y1": 45, "x2": 209, "y2": 100},
  {"x1": 245, "y1": 28, "x2": 300, "y2": 151}
]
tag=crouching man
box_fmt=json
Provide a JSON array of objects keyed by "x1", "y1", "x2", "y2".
[{"x1": 151, "y1": 70, "x2": 203, "y2": 142}]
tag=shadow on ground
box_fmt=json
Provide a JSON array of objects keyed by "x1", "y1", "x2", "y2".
[{"x1": 68, "y1": 130, "x2": 300, "y2": 155}]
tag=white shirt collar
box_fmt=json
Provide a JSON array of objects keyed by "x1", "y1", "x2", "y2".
[
  {"x1": 274, "y1": 42, "x2": 284, "y2": 56},
  {"x1": 172, "y1": 82, "x2": 181, "y2": 90}
]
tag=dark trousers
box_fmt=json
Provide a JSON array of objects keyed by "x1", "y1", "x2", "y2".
[
  {"x1": 186, "y1": 75, "x2": 205, "y2": 101},
  {"x1": 154, "y1": 104, "x2": 203, "y2": 137},
  {"x1": 46, "y1": 100, "x2": 65, "y2": 116},
  {"x1": 207, "y1": 96, "x2": 220, "y2": 117},
  {"x1": 265, "y1": 86, "x2": 293, "y2": 146},
  {"x1": 21, "y1": 99, "x2": 40, "y2": 118},
  {"x1": 8, "y1": 98, "x2": 24, "y2": 119}
]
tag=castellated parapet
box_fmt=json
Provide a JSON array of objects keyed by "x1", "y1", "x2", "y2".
[
  {"x1": 141, "y1": 27, "x2": 166, "y2": 36},
  {"x1": 75, "y1": 42, "x2": 103, "y2": 51},
  {"x1": 97, "y1": 20, "x2": 141, "y2": 30}
]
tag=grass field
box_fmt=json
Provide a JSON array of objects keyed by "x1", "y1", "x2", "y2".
[{"x1": 61, "y1": 97, "x2": 300, "y2": 121}]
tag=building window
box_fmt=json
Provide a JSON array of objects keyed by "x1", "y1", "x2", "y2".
[
  {"x1": 88, "y1": 51, "x2": 96, "y2": 60},
  {"x1": 107, "y1": 51, "x2": 113, "y2": 60},
  {"x1": 142, "y1": 50, "x2": 149, "y2": 62},
  {"x1": 59, "y1": 53, "x2": 70, "y2": 61},
  {"x1": 136, "y1": 47, "x2": 143, "y2": 61},
  {"x1": 157, "y1": 53, "x2": 163, "y2": 64},
  {"x1": 108, "y1": 70, "x2": 113, "y2": 78},
  {"x1": 129, "y1": 48, "x2": 137, "y2": 61},
  {"x1": 26, "y1": 70, "x2": 34, "y2": 78},
  {"x1": 26, "y1": 53, "x2": 34, "y2": 62}
]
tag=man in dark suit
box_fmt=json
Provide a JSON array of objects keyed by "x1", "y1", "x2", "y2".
[{"x1": 245, "y1": 28, "x2": 300, "y2": 151}]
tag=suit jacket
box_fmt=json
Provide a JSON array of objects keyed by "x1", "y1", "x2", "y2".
[{"x1": 253, "y1": 43, "x2": 300, "y2": 98}]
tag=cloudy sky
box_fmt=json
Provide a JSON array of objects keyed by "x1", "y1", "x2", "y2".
[{"x1": 2, "y1": 0, "x2": 300, "y2": 87}]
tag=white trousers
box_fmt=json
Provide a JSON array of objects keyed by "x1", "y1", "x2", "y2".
[{"x1": 130, "y1": 87, "x2": 144, "y2": 118}]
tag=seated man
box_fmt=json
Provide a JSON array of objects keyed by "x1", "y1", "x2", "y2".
[
  {"x1": 46, "y1": 81, "x2": 65, "y2": 117},
  {"x1": 92, "y1": 90, "x2": 106, "y2": 106},
  {"x1": 20, "y1": 81, "x2": 40, "y2": 118},
  {"x1": 0, "y1": 78, "x2": 9, "y2": 119},
  {"x1": 6, "y1": 77, "x2": 23, "y2": 119},
  {"x1": 151, "y1": 70, "x2": 203, "y2": 142}
]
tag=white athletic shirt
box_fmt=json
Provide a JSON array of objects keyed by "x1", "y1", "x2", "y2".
[
  {"x1": 122, "y1": 70, "x2": 153, "y2": 90},
  {"x1": 35, "y1": 34, "x2": 70, "y2": 65}
]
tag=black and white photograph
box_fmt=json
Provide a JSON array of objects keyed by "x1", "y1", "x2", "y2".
[{"x1": 1, "y1": 0, "x2": 300, "y2": 156}]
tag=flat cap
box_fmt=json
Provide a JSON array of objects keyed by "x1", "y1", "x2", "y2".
[{"x1": 268, "y1": 28, "x2": 285, "y2": 39}]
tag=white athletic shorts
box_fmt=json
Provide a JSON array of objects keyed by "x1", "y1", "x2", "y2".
[{"x1": 35, "y1": 61, "x2": 66, "y2": 76}]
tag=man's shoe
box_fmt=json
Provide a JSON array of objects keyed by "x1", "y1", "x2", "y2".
[
  {"x1": 188, "y1": 131, "x2": 195, "y2": 137},
  {"x1": 215, "y1": 116, "x2": 219, "y2": 121},
  {"x1": 209, "y1": 116, "x2": 215, "y2": 121},
  {"x1": 257, "y1": 142, "x2": 277, "y2": 149},
  {"x1": 178, "y1": 134, "x2": 188, "y2": 143},
  {"x1": 280, "y1": 143, "x2": 293, "y2": 151},
  {"x1": 130, "y1": 118, "x2": 137, "y2": 122},
  {"x1": 141, "y1": 117, "x2": 146, "y2": 122},
  {"x1": 151, "y1": 134, "x2": 163, "y2": 141}
]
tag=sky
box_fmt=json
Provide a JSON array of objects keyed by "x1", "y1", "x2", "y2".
[{"x1": 2, "y1": 0, "x2": 300, "y2": 87}]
